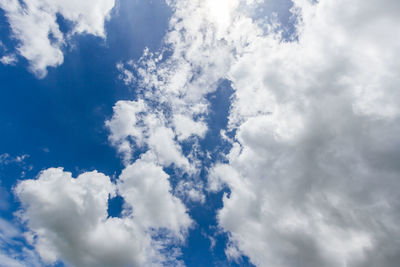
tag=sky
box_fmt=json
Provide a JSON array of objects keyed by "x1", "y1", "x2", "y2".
[{"x1": 1, "y1": 0, "x2": 400, "y2": 266}]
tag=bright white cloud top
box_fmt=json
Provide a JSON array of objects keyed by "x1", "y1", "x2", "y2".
[
  {"x1": 0, "y1": 0, "x2": 115, "y2": 77},
  {"x1": 15, "y1": 167, "x2": 191, "y2": 266},
  {"x1": 3, "y1": 0, "x2": 400, "y2": 266}
]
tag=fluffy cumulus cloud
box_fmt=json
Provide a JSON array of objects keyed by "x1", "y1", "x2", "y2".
[
  {"x1": 106, "y1": 100, "x2": 192, "y2": 171},
  {"x1": 15, "y1": 167, "x2": 191, "y2": 266},
  {"x1": 118, "y1": 155, "x2": 192, "y2": 234},
  {"x1": 0, "y1": 0, "x2": 115, "y2": 77},
  {"x1": 206, "y1": 0, "x2": 400, "y2": 266}
]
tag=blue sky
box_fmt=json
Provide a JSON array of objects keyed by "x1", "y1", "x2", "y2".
[{"x1": 1, "y1": 0, "x2": 400, "y2": 267}]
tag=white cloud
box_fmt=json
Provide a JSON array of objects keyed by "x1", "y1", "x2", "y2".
[
  {"x1": 146, "y1": 123, "x2": 191, "y2": 170},
  {"x1": 0, "y1": 254, "x2": 25, "y2": 267},
  {"x1": 15, "y1": 167, "x2": 191, "y2": 266},
  {"x1": 0, "y1": 54, "x2": 17, "y2": 65},
  {"x1": 0, "y1": 217, "x2": 21, "y2": 245},
  {"x1": 106, "y1": 100, "x2": 191, "y2": 170},
  {"x1": 173, "y1": 114, "x2": 207, "y2": 141},
  {"x1": 108, "y1": 0, "x2": 245, "y2": 205},
  {"x1": 0, "y1": 217, "x2": 42, "y2": 267},
  {"x1": 117, "y1": 155, "x2": 192, "y2": 236},
  {"x1": 175, "y1": 180, "x2": 206, "y2": 204},
  {"x1": 0, "y1": 0, "x2": 115, "y2": 77},
  {"x1": 0, "y1": 153, "x2": 32, "y2": 179},
  {"x1": 106, "y1": 100, "x2": 148, "y2": 162},
  {"x1": 206, "y1": 0, "x2": 400, "y2": 266},
  {"x1": 0, "y1": 40, "x2": 18, "y2": 65},
  {"x1": 115, "y1": 0, "x2": 239, "y2": 137},
  {"x1": 0, "y1": 153, "x2": 29, "y2": 165}
]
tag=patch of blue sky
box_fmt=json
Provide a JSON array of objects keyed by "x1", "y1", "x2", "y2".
[{"x1": 247, "y1": 0, "x2": 298, "y2": 41}]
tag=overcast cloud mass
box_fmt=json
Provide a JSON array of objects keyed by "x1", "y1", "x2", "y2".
[{"x1": 1, "y1": 0, "x2": 400, "y2": 266}]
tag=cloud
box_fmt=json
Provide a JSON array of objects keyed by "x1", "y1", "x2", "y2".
[
  {"x1": 114, "y1": 0, "x2": 240, "y2": 139},
  {"x1": 8, "y1": 0, "x2": 400, "y2": 266},
  {"x1": 0, "y1": 153, "x2": 32, "y2": 179},
  {"x1": 0, "y1": 40, "x2": 18, "y2": 65},
  {"x1": 0, "y1": 154, "x2": 29, "y2": 165},
  {"x1": 0, "y1": 0, "x2": 115, "y2": 77},
  {"x1": 15, "y1": 167, "x2": 191, "y2": 266},
  {"x1": 106, "y1": 100, "x2": 192, "y2": 170},
  {"x1": 0, "y1": 217, "x2": 21, "y2": 246},
  {"x1": 205, "y1": 0, "x2": 400, "y2": 266},
  {"x1": 175, "y1": 180, "x2": 206, "y2": 204},
  {"x1": 117, "y1": 155, "x2": 192, "y2": 236},
  {"x1": 111, "y1": 0, "x2": 400, "y2": 266},
  {"x1": 0, "y1": 217, "x2": 42, "y2": 267},
  {"x1": 0, "y1": 253, "x2": 27, "y2": 267},
  {"x1": 0, "y1": 54, "x2": 17, "y2": 65},
  {"x1": 108, "y1": 0, "x2": 246, "y2": 204}
]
